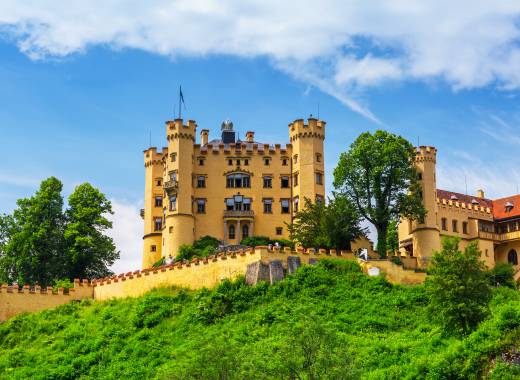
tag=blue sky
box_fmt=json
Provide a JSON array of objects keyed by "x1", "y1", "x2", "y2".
[{"x1": 2, "y1": 1, "x2": 520, "y2": 271}]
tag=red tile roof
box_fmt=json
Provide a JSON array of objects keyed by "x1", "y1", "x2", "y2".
[
  {"x1": 492, "y1": 195, "x2": 520, "y2": 220},
  {"x1": 436, "y1": 189, "x2": 493, "y2": 209}
]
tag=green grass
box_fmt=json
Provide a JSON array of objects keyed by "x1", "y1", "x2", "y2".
[{"x1": 0, "y1": 259, "x2": 519, "y2": 379}]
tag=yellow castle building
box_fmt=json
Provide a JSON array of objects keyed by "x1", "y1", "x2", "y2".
[
  {"x1": 399, "y1": 146, "x2": 520, "y2": 274},
  {"x1": 141, "y1": 117, "x2": 326, "y2": 269}
]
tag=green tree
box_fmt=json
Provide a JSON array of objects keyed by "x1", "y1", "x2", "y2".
[
  {"x1": 333, "y1": 130, "x2": 425, "y2": 257},
  {"x1": 287, "y1": 195, "x2": 364, "y2": 250},
  {"x1": 0, "y1": 177, "x2": 65, "y2": 286},
  {"x1": 426, "y1": 237, "x2": 492, "y2": 336},
  {"x1": 386, "y1": 220, "x2": 399, "y2": 255},
  {"x1": 176, "y1": 236, "x2": 220, "y2": 261},
  {"x1": 64, "y1": 183, "x2": 119, "y2": 279},
  {"x1": 488, "y1": 262, "x2": 517, "y2": 289}
]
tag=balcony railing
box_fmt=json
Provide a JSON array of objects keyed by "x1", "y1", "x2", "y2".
[
  {"x1": 223, "y1": 210, "x2": 254, "y2": 218},
  {"x1": 478, "y1": 230, "x2": 520, "y2": 242},
  {"x1": 163, "y1": 180, "x2": 178, "y2": 194},
  {"x1": 140, "y1": 208, "x2": 144, "y2": 219}
]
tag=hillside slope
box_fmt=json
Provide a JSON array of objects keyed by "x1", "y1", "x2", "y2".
[{"x1": 0, "y1": 260, "x2": 519, "y2": 379}]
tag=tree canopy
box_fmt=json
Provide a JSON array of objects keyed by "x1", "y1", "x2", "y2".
[
  {"x1": 426, "y1": 237, "x2": 492, "y2": 336},
  {"x1": 287, "y1": 195, "x2": 365, "y2": 250},
  {"x1": 0, "y1": 177, "x2": 119, "y2": 286},
  {"x1": 333, "y1": 130, "x2": 425, "y2": 257}
]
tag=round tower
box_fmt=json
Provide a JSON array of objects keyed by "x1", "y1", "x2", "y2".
[
  {"x1": 163, "y1": 119, "x2": 196, "y2": 259},
  {"x1": 413, "y1": 146, "x2": 440, "y2": 268},
  {"x1": 142, "y1": 147, "x2": 165, "y2": 268},
  {"x1": 289, "y1": 118, "x2": 326, "y2": 211}
]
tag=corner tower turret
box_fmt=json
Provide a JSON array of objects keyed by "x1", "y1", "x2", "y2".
[
  {"x1": 412, "y1": 146, "x2": 440, "y2": 267},
  {"x1": 163, "y1": 119, "x2": 196, "y2": 259},
  {"x1": 289, "y1": 118, "x2": 326, "y2": 212}
]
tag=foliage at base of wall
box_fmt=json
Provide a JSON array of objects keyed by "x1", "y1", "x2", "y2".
[
  {"x1": 0, "y1": 260, "x2": 519, "y2": 379},
  {"x1": 240, "y1": 236, "x2": 294, "y2": 249}
]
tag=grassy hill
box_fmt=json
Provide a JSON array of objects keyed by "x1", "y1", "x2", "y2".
[{"x1": 0, "y1": 259, "x2": 519, "y2": 379}]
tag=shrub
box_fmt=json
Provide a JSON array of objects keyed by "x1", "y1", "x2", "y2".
[{"x1": 489, "y1": 262, "x2": 517, "y2": 289}]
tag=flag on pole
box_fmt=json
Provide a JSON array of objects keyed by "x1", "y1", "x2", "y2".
[{"x1": 178, "y1": 86, "x2": 187, "y2": 119}]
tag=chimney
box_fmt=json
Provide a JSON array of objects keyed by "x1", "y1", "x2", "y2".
[
  {"x1": 245, "y1": 131, "x2": 254, "y2": 142},
  {"x1": 477, "y1": 189, "x2": 485, "y2": 198},
  {"x1": 200, "y1": 129, "x2": 209, "y2": 146}
]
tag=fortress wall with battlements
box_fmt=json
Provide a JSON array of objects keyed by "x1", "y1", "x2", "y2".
[
  {"x1": 93, "y1": 246, "x2": 357, "y2": 301},
  {"x1": 0, "y1": 279, "x2": 94, "y2": 321}
]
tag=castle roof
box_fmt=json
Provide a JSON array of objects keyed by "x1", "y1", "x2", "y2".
[{"x1": 436, "y1": 189, "x2": 520, "y2": 221}]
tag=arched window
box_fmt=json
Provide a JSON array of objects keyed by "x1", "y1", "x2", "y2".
[
  {"x1": 508, "y1": 249, "x2": 518, "y2": 265},
  {"x1": 226, "y1": 173, "x2": 251, "y2": 188},
  {"x1": 229, "y1": 224, "x2": 235, "y2": 239},
  {"x1": 242, "y1": 224, "x2": 249, "y2": 238}
]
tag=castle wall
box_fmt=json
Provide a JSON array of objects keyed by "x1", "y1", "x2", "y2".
[
  {"x1": 359, "y1": 260, "x2": 426, "y2": 285},
  {"x1": 0, "y1": 280, "x2": 94, "y2": 321}
]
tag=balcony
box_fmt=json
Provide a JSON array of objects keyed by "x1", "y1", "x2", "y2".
[
  {"x1": 140, "y1": 208, "x2": 144, "y2": 219},
  {"x1": 163, "y1": 180, "x2": 178, "y2": 195},
  {"x1": 223, "y1": 210, "x2": 254, "y2": 219},
  {"x1": 477, "y1": 231, "x2": 499, "y2": 241},
  {"x1": 478, "y1": 230, "x2": 520, "y2": 242}
]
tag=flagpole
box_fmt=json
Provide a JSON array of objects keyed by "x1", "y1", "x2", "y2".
[{"x1": 178, "y1": 86, "x2": 182, "y2": 120}]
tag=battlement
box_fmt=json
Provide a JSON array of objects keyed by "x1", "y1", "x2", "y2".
[
  {"x1": 166, "y1": 118, "x2": 197, "y2": 142},
  {"x1": 288, "y1": 118, "x2": 326, "y2": 142},
  {"x1": 143, "y1": 147, "x2": 167, "y2": 167},
  {"x1": 0, "y1": 279, "x2": 94, "y2": 321},
  {"x1": 196, "y1": 142, "x2": 291, "y2": 155},
  {"x1": 415, "y1": 146, "x2": 437, "y2": 162},
  {"x1": 437, "y1": 197, "x2": 493, "y2": 216}
]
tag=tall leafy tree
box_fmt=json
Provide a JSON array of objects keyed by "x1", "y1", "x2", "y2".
[
  {"x1": 426, "y1": 238, "x2": 491, "y2": 336},
  {"x1": 0, "y1": 177, "x2": 65, "y2": 285},
  {"x1": 386, "y1": 220, "x2": 399, "y2": 255},
  {"x1": 288, "y1": 195, "x2": 365, "y2": 250},
  {"x1": 64, "y1": 183, "x2": 119, "y2": 279},
  {"x1": 333, "y1": 130, "x2": 425, "y2": 257}
]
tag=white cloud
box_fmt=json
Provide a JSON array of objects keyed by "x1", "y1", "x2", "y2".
[
  {"x1": 106, "y1": 199, "x2": 143, "y2": 274},
  {"x1": 2, "y1": 1, "x2": 520, "y2": 121}
]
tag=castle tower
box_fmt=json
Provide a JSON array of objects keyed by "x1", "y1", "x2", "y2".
[
  {"x1": 289, "y1": 118, "x2": 326, "y2": 212},
  {"x1": 412, "y1": 146, "x2": 440, "y2": 267},
  {"x1": 142, "y1": 147, "x2": 166, "y2": 268},
  {"x1": 162, "y1": 119, "x2": 196, "y2": 259}
]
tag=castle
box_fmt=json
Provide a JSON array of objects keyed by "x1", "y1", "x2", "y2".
[
  {"x1": 141, "y1": 118, "x2": 326, "y2": 269},
  {"x1": 399, "y1": 146, "x2": 520, "y2": 274}
]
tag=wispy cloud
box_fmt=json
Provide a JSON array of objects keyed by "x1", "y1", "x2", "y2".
[
  {"x1": 0, "y1": 173, "x2": 41, "y2": 188},
  {"x1": 2, "y1": 1, "x2": 520, "y2": 123}
]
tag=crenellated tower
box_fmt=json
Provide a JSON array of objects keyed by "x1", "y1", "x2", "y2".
[
  {"x1": 142, "y1": 147, "x2": 167, "y2": 268},
  {"x1": 289, "y1": 118, "x2": 326, "y2": 211},
  {"x1": 412, "y1": 146, "x2": 440, "y2": 267},
  {"x1": 162, "y1": 119, "x2": 197, "y2": 259}
]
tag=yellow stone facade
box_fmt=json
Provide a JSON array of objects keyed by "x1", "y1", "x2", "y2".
[
  {"x1": 141, "y1": 118, "x2": 326, "y2": 269},
  {"x1": 399, "y1": 146, "x2": 520, "y2": 280}
]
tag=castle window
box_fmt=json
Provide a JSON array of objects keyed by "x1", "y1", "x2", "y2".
[
  {"x1": 462, "y1": 222, "x2": 468, "y2": 234},
  {"x1": 263, "y1": 199, "x2": 272, "y2": 213},
  {"x1": 199, "y1": 158, "x2": 205, "y2": 166},
  {"x1": 281, "y1": 199, "x2": 290, "y2": 214},
  {"x1": 417, "y1": 172, "x2": 422, "y2": 180},
  {"x1": 316, "y1": 195, "x2": 324, "y2": 204},
  {"x1": 316, "y1": 153, "x2": 321, "y2": 163},
  {"x1": 170, "y1": 153, "x2": 176, "y2": 162},
  {"x1": 281, "y1": 176, "x2": 290, "y2": 188},
  {"x1": 151, "y1": 245, "x2": 157, "y2": 252},
  {"x1": 236, "y1": 159, "x2": 241, "y2": 166},
  {"x1": 441, "y1": 218, "x2": 447, "y2": 231},
  {"x1": 154, "y1": 218, "x2": 162, "y2": 231},
  {"x1": 508, "y1": 249, "x2": 518, "y2": 265},
  {"x1": 169, "y1": 196, "x2": 177, "y2": 211},
  {"x1": 229, "y1": 224, "x2": 236, "y2": 239},
  {"x1": 226, "y1": 173, "x2": 250, "y2": 188},
  {"x1": 315, "y1": 172, "x2": 323, "y2": 185},
  {"x1": 169, "y1": 171, "x2": 177, "y2": 181},
  {"x1": 226, "y1": 198, "x2": 234, "y2": 211},
  {"x1": 282, "y1": 158, "x2": 288, "y2": 166},
  {"x1": 242, "y1": 224, "x2": 249, "y2": 238},
  {"x1": 264, "y1": 158, "x2": 270, "y2": 166},
  {"x1": 276, "y1": 227, "x2": 283, "y2": 235},
  {"x1": 197, "y1": 176, "x2": 206, "y2": 188},
  {"x1": 452, "y1": 220, "x2": 458, "y2": 232},
  {"x1": 263, "y1": 176, "x2": 272, "y2": 188},
  {"x1": 154, "y1": 196, "x2": 163, "y2": 207},
  {"x1": 228, "y1": 159, "x2": 233, "y2": 166},
  {"x1": 294, "y1": 197, "x2": 299, "y2": 212},
  {"x1": 197, "y1": 199, "x2": 206, "y2": 213},
  {"x1": 169, "y1": 226, "x2": 173, "y2": 233},
  {"x1": 156, "y1": 179, "x2": 162, "y2": 186},
  {"x1": 244, "y1": 159, "x2": 249, "y2": 166},
  {"x1": 293, "y1": 155, "x2": 298, "y2": 164},
  {"x1": 293, "y1": 173, "x2": 298, "y2": 186}
]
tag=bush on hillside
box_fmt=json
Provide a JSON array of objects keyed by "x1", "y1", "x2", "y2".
[
  {"x1": 241, "y1": 235, "x2": 294, "y2": 249},
  {"x1": 176, "y1": 236, "x2": 220, "y2": 261},
  {"x1": 488, "y1": 262, "x2": 517, "y2": 289}
]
